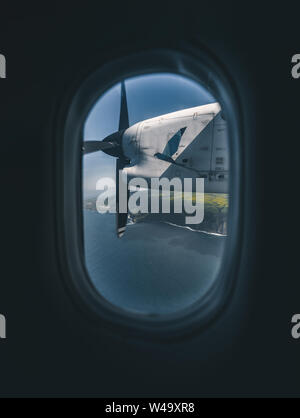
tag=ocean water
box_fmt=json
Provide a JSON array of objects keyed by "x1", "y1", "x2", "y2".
[{"x1": 83, "y1": 210, "x2": 226, "y2": 316}]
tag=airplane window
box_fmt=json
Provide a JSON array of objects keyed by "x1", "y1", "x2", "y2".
[{"x1": 82, "y1": 72, "x2": 231, "y2": 317}]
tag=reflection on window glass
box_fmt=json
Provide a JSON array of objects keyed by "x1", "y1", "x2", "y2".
[{"x1": 82, "y1": 73, "x2": 229, "y2": 316}]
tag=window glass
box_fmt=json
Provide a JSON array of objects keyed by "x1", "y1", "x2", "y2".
[{"x1": 82, "y1": 73, "x2": 229, "y2": 316}]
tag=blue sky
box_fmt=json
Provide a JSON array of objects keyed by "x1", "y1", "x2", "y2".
[{"x1": 83, "y1": 73, "x2": 216, "y2": 196}]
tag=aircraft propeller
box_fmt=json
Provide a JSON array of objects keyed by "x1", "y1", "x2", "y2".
[{"x1": 82, "y1": 80, "x2": 130, "y2": 238}]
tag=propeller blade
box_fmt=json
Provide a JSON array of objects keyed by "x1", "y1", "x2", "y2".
[
  {"x1": 82, "y1": 140, "x2": 119, "y2": 155},
  {"x1": 119, "y1": 80, "x2": 129, "y2": 131},
  {"x1": 116, "y1": 158, "x2": 129, "y2": 238},
  {"x1": 115, "y1": 82, "x2": 130, "y2": 237}
]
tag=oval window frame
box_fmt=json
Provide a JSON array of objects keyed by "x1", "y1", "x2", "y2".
[{"x1": 55, "y1": 47, "x2": 243, "y2": 340}]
